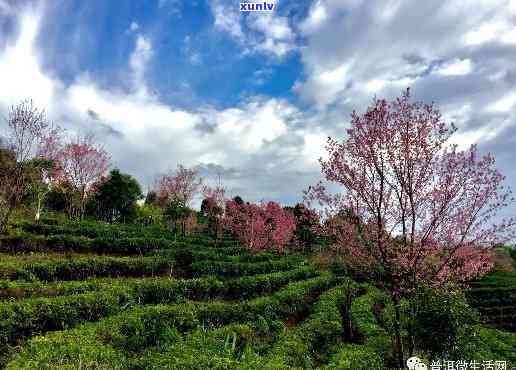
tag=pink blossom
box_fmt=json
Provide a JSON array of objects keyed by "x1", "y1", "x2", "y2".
[{"x1": 304, "y1": 88, "x2": 516, "y2": 293}]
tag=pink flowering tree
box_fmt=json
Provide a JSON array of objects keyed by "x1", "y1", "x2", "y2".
[
  {"x1": 201, "y1": 184, "x2": 227, "y2": 238},
  {"x1": 304, "y1": 88, "x2": 515, "y2": 365},
  {"x1": 223, "y1": 200, "x2": 296, "y2": 253},
  {"x1": 0, "y1": 100, "x2": 64, "y2": 229},
  {"x1": 156, "y1": 164, "x2": 203, "y2": 208},
  {"x1": 56, "y1": 133, "x2": 110, "y2": 219}
]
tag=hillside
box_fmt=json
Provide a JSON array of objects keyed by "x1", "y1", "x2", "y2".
[{"x1": 0, "y1": 219, "x2": 514, "y2": 369}]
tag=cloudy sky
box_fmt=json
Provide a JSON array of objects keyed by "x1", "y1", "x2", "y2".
[{"x1": 0, "y1": 0, "x2": 515, "y2": 210}]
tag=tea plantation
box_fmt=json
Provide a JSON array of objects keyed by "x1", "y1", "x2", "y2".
[{"x1": 0, "y1": 219, "x2": 515, "y2": 369}]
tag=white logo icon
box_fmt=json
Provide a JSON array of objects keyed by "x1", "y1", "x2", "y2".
[{"x1": 407, "y1": 356, "x2": 427, "y2": 370}]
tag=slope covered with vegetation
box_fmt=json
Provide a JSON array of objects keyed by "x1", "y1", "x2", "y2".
[{"x1": 0, "y1": 217, "x2": 514, "y2": 369}]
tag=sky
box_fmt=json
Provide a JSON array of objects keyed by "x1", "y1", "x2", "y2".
[{"x1": 0, "y1": 0, "x2": 515, "y2": 211}]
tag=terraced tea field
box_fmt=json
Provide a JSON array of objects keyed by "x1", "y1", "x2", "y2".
[
  {"x1": 0, "y1": 220, "x2": 515, "y2": 369},
  {"x1": 467, "y1": 260, "x2": 516, "y2": 332}
]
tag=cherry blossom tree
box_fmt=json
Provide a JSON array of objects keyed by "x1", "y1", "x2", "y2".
[
  {"x1": 56, "y1": 133, "x2": 110, "y2": 219},
  {"x1": 156, "y1": 164, "x2": 203, "y2": 208},
  {"x1": 201, "y1": 185, "x2": 226, "y2": 238},
  {"x1": 223, "y1": 200, "x2": 296, "y2": 252},
  {"x1": 0, "y1": 100, "x2": 62, "y2": 230},
  {"x1": 290, "y1": 203, "x2": 321, "y2": 252},
  {"x1": 304, "y1": 88, "x2": 516, "y2": 366}
]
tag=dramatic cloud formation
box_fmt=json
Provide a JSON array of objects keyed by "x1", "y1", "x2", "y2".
[{"x1": 0, "y1": 0, "x2": 515, "y2": 212}]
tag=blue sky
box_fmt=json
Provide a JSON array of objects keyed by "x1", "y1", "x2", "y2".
[
  {"x1": 34, "y1": 0, "x2": 306, "y2": 109},
  {"x1": 0, "y1": 0, "x2": 516, "y2": 212}
]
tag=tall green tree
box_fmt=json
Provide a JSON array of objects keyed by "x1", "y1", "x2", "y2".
[{"x1": 91, "y1": 169, "x2": 142, "y2": 223}]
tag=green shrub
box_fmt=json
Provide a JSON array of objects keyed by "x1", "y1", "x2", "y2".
[
  {"x1": 138, "y1": 324, "x2": 254, "y2": 369},
  {"x1": 0, "y1": 289, "x2": 133, "y2": 353},
  {"x1": 322, "y1": 344, "x2": 384, "y2": 370},
  {"x1": 0, "y1": 279, "x2": 100, "y2": 299},
  {"x1": 0, "y1": 233, "x2": 172, "y2": 255},
  {"x1": 6, "y1": 274, "x2": 338, "y2": 368},
  {"x1": 5, "y1": 325, "x2": 129, "y2": 370},
  {"x1": 457, "y1": 325, "x2": 516, "y2": 364},
  {"x1": 349, "y1": 286, "x2": 392, "y2": 362},
  {"x1": 0, "y1": 255, "x2": 173, "y2": 281},
  {"x1": 262, "y1": 282, "x2": 356, "y2": 368},
  {"x1": 190, "y1": 258, "x2": 302, "y2": 278},
  {"x1": 410, "y1": 286, "x2": 479, "y2": 359},
  {"x1": 0, "y1": 266, "x2": 318, "y2": 302}
]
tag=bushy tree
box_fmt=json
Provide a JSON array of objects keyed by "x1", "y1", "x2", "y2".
[
  {"x1": 164, "y1": 198, "x2": 195, "y2": 235},
  {"x1": 45, "y1": 181, "x2": 71, "y2": 213},
  {"x1": 145, "y1": 190, "x2": 159, "y2": 206},
  {"x1": 291, "y1": 203, "x2": 321, "y2": 252},
  {"x1": 201, "y1": 184, "x2": 226, "y2": 237},
  {"x1": 304, "y1": 88, "x2": 515, "y2": 366},
  {"x1": 0, "y1": 100, "x2": 60, "y2": 232},
  {"x1": 135, "y1": 203, "x2": 163, "y2": 225},
  {"x1": 223, "y1": 200, "x2": 296, "y2": 252},
  {"x1": 156, "y1": 165, "x2": 203, "y2": 208},
  {"x1": 54, "y1": 133, "x2": 110, "y2": 219},
  {"x1": 90, "y1": 169, "x2": 143, "y2": 222},
  {"x1": 201, "y1": 197, "x2": 223, "y2": 236}
]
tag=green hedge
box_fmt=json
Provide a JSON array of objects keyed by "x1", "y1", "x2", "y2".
[
  {"x1": 0, "y1": 255, "x2": 173, "y2": 281},
  {"x1": 0, "y1": 289, "x2": 133, "y2": 360},
  {"x1": 190, "y1": 258, "x2": 302, "y2": 278},
  {"x1": 0, "y1": 234, "x2": 173, "y2": 255},
  {"x1": 18, "y1": 221, "x2": 175, "y2": 240},
  {"x1": 0, "y1": 279, "x2": 100, "y2": 299},
  {"x1": 458, "y1": 326, "x2": 516, "y2": 364},
  {"x1": 18, "y1": 221, "x2": 241, "y2": 248},
  {"x1": 349, "y1": 286, "x2": 392, "y2": 362},
  {"x1": 259, "y1": 282, "x2": 356, "y2": 369},
  {"x1": 0, "y1": 268, "x2": 322, "y2": 355},
  {"x1": 322, "y1": 344, "x2": 384, "y2": 370},
  {"x1": 137, "y1": 324, "x2": 255, "y2": 369},
  {"x1": 0, "y1": 266, "x2": 318, "y2": 301},
  {"x1": 6, "y1": 274, "x2": 338, "y2": 368}
]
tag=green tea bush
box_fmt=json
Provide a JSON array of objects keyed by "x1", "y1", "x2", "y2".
[
  {"x1": 457, "y1": 325, "x2": 516, "y2": 364},
  {"x1": 322, "y1": 344, "x2": 384, "y2": 370},
  {"x1": 0, "y1": 234, "x2": 173, "y2": 255},
  {"x1": 262, "y1": 282, "x2": 356, "y2": 368},
  {"x1": 0, "y1": 279, "x2": 100, "y2": 299},
  {"x1": 0, "y1": 289, "x2": 133, "y2": 353},
  {"x1": 0, "y1": 267, "x2": 318, "y2": 302},
  {"x1": 349, "y1": 286, "x2": 392, "y2": 362},
  {"x1": 410, "y1": 286, "x2": 480, "y2": 359},
  {"x1": 0, "y1": 255, "x2": 172, "y2": 281},
  {"x1": 190, "y1": 258, "x2": 302, "y2": 278},
  {"x1": 6, "y1": 274, "x2": 338, "y2": 368},
  {"x1": 138, "y1": 324, "x2": 254, "y2": 369}
]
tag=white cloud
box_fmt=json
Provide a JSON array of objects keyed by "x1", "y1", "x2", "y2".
[
  {"x1": 364, "y1": 79, "x2": 387, "y2": 93},
  {"x1": 434, "y1": 59, "x2": 473, "y2": 76},
  {"x1": 464, "y1": 19, "x2": 516, "y2": 46},
  {"x1": 209, "y1": 0, "x2": 296, "y2": 58},
  {"x1": 0, "y1": 8, "x2": 321, "y2": 203},
  {"x1": 300, "y1": 1, "x2": 328, "y2": 34},
  {"x1": 129, "y1": 21, "x2": 139, "y2": 32},
  {"x1": 486, "y1": 93, "x2": 516, "y2": 113},
  {"x1": 210, "y1": 0, "x2": 244, "y2": 40},
  {"x1": 0, "y1": 10, "x2": 58, "y2": 110},
  {"x1": 129, "y1": 34, "x2": 153, "y2": 93},
  {"x1": 248, "y1": 12, "x2": 295, "y2": 57}
]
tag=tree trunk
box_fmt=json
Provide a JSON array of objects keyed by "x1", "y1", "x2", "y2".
[
  {"x1": 407, "y1": 297, "x2": 415, "y2": 357},
  {"x1": 392, "y1": 295, "x2": 405, "y2": 369},
  {"x1": 35, "y1": 193, "x2": 42, "y2": 222}
]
